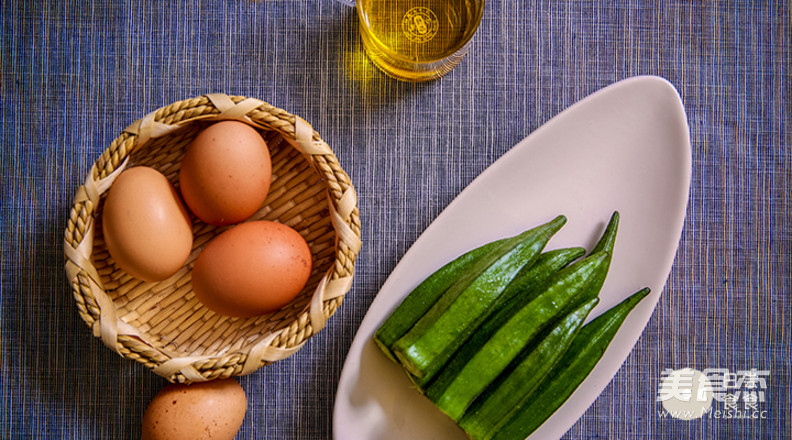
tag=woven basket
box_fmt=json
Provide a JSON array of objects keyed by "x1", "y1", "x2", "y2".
[{"x1": 64, "y1": 93, "x2": 362, "y2": 383}]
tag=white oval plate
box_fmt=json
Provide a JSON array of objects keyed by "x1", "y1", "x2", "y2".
[{"x1": 333, "y1": 76, "x2": 691, "y2": 440}]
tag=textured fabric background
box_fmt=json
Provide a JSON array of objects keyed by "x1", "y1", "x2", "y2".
[{"x1": 1, "y1": 0, "x2": 790, "y2": 439}]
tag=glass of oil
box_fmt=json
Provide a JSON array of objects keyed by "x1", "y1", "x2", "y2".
[{"x1": 355, "y1": 0, "x2": 485, "y2": 82}]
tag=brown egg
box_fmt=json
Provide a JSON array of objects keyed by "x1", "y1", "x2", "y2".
[
  {"x1": 192, "y1": 221, "x2": 313, "y2": 318},
  {"x1": 102, "y1": 166, "x2": 193, "y2": 282},
  {"x1": 179, "y1": 120, "x2": 272, "y2": 226},
  {"x1": 141, "y1": 378, "x2": 247, "y2": 440}
]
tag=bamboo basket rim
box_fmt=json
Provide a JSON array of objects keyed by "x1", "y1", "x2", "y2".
[{"x1": 63, "y1": 93, "x2": 362, "y2": 383}]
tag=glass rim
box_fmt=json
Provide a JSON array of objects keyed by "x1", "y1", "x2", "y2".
[{"x1": 356, "y1": 0, "x2": 486, "y2": 65}]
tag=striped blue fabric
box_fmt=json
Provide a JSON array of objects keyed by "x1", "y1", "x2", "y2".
[{"x1": 0, "y1": 0, "x2": 789, "y2": 439}]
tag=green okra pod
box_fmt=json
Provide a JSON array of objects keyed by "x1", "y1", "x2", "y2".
[
  {"x1": 425, "y1": 251, "x2": 611, "y2": 421},
  {"x1": 391, "y1": 215, "x2": 567, "y2": 383},
  {"x1": 498, "y1": 246, "x2": 587, "y2": 307},
  {"x1": 581, "y1": 211, "x2": 620, "y2": 300},
  {"x1": 374, "y1": 237, "x2": 507, "y2": 361},
  {"x1": 458, "y1": 297, "x2": 598, "y2": 439},
  {"x1": 489, "y1": 287, "x2": 651, "y2": 440},
  {"x1": 409, "y1": 246, "x2": 587, "y2": 390}
]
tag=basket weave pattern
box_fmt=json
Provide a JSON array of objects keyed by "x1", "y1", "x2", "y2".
[{"x1": 64, "y1": 94, "x2": 361, "y2": 383}]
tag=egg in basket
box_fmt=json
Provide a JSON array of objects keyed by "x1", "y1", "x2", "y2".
[{"x1": 64, "y1": 94, "x2": 361, "y2": 383}]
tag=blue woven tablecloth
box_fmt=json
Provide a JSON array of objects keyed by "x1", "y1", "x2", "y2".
[{"x1": 1, "y1": 1, "x2": 789, "y2": 439}]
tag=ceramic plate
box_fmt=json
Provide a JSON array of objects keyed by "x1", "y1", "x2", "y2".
[{"x1": 333, "y1": 76, "x2": 691, "y2": 440}]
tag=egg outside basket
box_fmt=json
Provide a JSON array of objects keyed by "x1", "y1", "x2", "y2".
[{"x1": 63, "y1": 94, "x2": 362, "y2": 383}]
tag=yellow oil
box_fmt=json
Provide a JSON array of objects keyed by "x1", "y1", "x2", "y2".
[{"x1": 357, "y1": 0, "x2": 484, "y2": 82}]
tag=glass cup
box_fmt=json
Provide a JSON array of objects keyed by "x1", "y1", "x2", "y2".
[{"x1": 349, "y1": 0, "x2": 486, "y2": 82}]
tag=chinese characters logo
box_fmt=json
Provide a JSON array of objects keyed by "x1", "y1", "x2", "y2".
[{"x1": 657, "y1": 368, "x2": 769, "y2": 420}]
